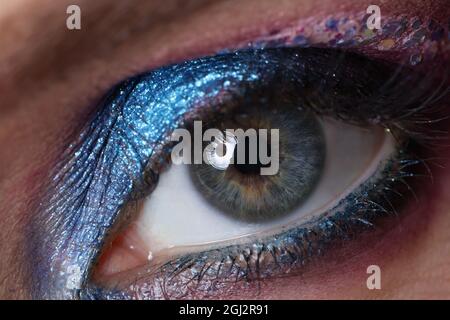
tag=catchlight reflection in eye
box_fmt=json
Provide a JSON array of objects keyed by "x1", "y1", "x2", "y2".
[{"x1": 96, "y1": 116, "x2": 395, "y2": 278}]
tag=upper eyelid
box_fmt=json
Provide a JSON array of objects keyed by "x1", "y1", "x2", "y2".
[{"x1": 67, "y1": 12, "x2": 448, "y2": 139}]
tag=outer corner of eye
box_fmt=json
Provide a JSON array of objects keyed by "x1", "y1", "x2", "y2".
[{"x1": 91, "y1": 107, "x2": 397, "y2": 289}]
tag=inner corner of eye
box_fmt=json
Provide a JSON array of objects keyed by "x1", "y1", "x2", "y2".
[{"x1": 93, "y1": 115, "x2": 396, "y2": 281}]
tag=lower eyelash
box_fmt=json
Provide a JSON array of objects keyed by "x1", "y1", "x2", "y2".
[
  {"x1": 36, "y1": 47, "x2": 446, "y2": 299},
  {"x1": 82, "y1": 140, "x2": 430, "y2": 300}
]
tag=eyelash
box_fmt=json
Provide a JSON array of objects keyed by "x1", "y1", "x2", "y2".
[
  {"x1": 33, "y1": 45, "x2": 447, "y2": 300},
  {"x1": 84, "y1": 146, "x2": 428, "y2": 300}
]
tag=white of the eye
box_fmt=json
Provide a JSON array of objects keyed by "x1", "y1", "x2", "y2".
[{"x1": 134, "y1": 118, "x2": 396, "y2": 257}]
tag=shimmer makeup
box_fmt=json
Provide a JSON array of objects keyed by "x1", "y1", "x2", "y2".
[{"x1": 30, "y1": 7, "x2": 448, "y2": 299}]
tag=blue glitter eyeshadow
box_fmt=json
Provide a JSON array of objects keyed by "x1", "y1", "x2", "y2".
[
  {"x1": 30, "y1": 52, "x2": 269, "y2": 298},
  {"x1": 325, "y1": 18, "x2": 339, "y2": 31},
  {"x1": 291, "y1": 35, "x2": 310, "y2": 47},
  {"x1": 30, "y1": 47, "x2": 443, "y2": 299}
]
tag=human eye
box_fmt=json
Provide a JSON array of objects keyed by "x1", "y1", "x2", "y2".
[{"x1": 21, "y1": 3, "x2": 449, "y2": 300}]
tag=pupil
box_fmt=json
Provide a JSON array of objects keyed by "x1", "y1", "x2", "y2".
[{"x1": 232, "y1": 136, "x2": 271, "y2": 175}]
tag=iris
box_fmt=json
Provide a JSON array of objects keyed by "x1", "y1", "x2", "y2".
[{"x1": 190, "y1": 105, "x2": 325, "y2": 222}]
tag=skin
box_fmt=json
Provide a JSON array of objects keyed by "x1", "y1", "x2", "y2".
[{"x1": 0, "y1": 0, "x2": 448, "y2": 299}]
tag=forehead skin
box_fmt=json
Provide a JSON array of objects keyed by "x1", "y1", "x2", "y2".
[{"x1": 0, "y1": 0, "x2": 448, "y2": 299}]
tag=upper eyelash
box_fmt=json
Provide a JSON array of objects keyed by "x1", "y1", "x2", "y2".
[{"x1": 31, "y1": 46, "x2": 447, "y2": 299}]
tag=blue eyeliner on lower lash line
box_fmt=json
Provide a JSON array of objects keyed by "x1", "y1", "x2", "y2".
[
  {"x1": 30, "y1": 47, "x2": 434, "y2": 299},
  {"x1": 83, "y1": 148, "x2": 418, "y2": 300}
]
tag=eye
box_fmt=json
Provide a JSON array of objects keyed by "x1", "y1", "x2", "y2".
[
  {"x1": 75, "y1": 47, "x2": 443, "y2": 298},
  {"x1": 33, "y1": 19, "x2": 447, "y2": 298},
  {"x1": 98, "y1": 115, "x2": 393, "y2": 274}
]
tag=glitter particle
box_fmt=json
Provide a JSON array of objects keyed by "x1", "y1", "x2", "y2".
[
  {"x1": 409, "y1": 53, "x2": 423, "y2": 66},
  {"x1": 378, "y1": 39, "x2": 395, "y2": 50}
]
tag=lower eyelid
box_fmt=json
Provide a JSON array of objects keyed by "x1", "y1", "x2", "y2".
[{"x1": 86, "y1": 138, "x2": 431, "y2": 299}]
